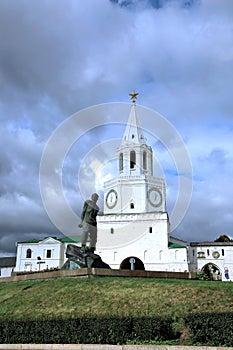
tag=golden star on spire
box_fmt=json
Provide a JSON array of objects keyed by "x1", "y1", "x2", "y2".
[{"x1": 129, "y1": 91, "x2": 139, "y2": 103}]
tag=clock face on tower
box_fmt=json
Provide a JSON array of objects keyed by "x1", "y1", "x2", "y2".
[
  {"x1": 148, "y1": 187, "x2": 162, "y2": 208},
  {"x1": 106, "y1": 189, "x2": 118, "y2": 209}
]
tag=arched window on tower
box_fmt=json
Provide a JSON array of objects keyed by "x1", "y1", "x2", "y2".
[
  {"x1": 119, "y1": 153, "x2": 123, "y2": 172},
  {"x1": 130, "y1": 151, "x2": 136, "y2": 169},
  {"x1": 143, "y1": 151, "x2": 147, "y2": 170},
  {"x1": 26, "y1": 249, "x2": 32, "y2": 259}
]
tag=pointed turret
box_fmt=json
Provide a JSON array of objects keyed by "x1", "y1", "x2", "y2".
[
  {"x1": 121, "y1": 99, "x2": 147, "y2": 146},
  {"x1": 117, "y1": 92, "x2": 153, "y2": 177}
]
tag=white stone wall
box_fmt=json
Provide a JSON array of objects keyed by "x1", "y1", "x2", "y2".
[
  {"x1": 96, "y1": 212, "x2": 188, "y2": 272},
  {"x1": 0, "y1": 266, "x2": 14, "y2": 278}
]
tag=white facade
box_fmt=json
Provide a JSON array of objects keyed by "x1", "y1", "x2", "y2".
[
  {"x1": 188, "y1": 242, "x2": 233, "y2": 281},
  {"x1": 15, "y1": 237, "x2": 72, "y2": 272},
  {"x1": 95, "y1": 99, "x2": 188, "y2": 271},
  {"x1": 0, "y1": 257, "x2": 16, "y2": 278}
]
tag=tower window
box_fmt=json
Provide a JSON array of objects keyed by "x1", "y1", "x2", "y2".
[
  {"x1": 130, "y1": 151, "x2": 136, "y2": 169},
  {"x1": 143, "y1": 151, "x2": 147, "y2": 170},
  {"x1": 130, "y1": 203, "x2": 134, "y2": 209},
  {"x1": 207, "y1": 249, "x2": 210, "y2": 256},
  {"x1": 132, "y1": 134, "x2": 135, "y2": 139},
  {"x1": 119, "y1": 153, "x2": 123, "y2": 172},
  {"x1": 26, "y1": 249, "x2": 32, "y2": 259},
  {"x1": 222, "y1": 249, "x2": 224, "y2": 256},
  {"x1": 149, "y1": 227, "x2": 152, "y2": 233},
  {"x1": 110, "y1": 228, "x2": 114, "y2": 234}
]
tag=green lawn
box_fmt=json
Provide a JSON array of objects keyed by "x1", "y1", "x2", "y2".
[{"x1": 0, "y1": 277, "x2": 232, "y2": 323}]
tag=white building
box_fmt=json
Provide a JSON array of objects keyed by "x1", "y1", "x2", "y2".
[
  {"x1": 95, "y1": 96, "x2": 188, "y2": 271},
  {"x1": 14, "y1": 236, "x2": 76, "y2": 272},
  {"x1": 188, "y1": 241, "x2": 233, "y2": 281}
]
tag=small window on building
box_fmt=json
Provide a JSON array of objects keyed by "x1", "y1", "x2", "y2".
[
  {"x1": 0, "y1": 269, "x2": 1, "y2": 276},
  {"x1": 26, "y1": 248, "x2": 32, "y2": 259},
  {"x1": 46, "y1": 249, "x2": 52, "y2": 258},
  {"x1": 110, "y1": 228, "x2": 114, "y2": 234},
  {"x1": 222, "y1": 249, "x2": 224, "y2": 256},
  {"x1": 149, "y1": 227, "x2": 152, "y2": 233},
  {"x1": 143, "y1": 151, "x2": 147, "y2": 170},
  {"x1": 132, "y1": 134, "x2": 135, "y2": 139},
  {"x1": 130, "y1": 203, "x2": 134, "y2": 209},
  {"x1": 119, "y1": 153, "x2": 123, "y2": 172},
  {"x1": 130, "y1": 151, "x2": 136, "y2": 169},
  {"x1": 207, "y1": 249, "x2": 210, "y2": 256},
  {"x1": 159, "y1": 250, "x2": 163, "y2": 260}
]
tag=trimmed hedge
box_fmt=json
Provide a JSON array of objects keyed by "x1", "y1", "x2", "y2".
[
  {"x1": 0, "y1": 316, "x2": 176, "y2": 344},
  {"x1": 1, "y1": 313, "x2": 232, "y2": 345},
  {"x1": 184, "y1": 312, "x2": 233, "y2": 347}
]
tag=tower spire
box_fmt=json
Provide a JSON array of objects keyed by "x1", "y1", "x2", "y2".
[{"x1": 122, "y1": 91, "x2": 146, "y2": 145}]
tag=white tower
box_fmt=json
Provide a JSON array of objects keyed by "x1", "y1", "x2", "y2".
[
  {"x1": 97, "y1": 93, "x2": 188, "y2": 272},
  {"x1": 104, "y1": 93, "x2": 166, "y2": 215}
]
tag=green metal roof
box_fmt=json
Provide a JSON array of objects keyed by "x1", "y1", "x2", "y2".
[
  {"x1": 19, "y1": 239, "x2": 41, "y2": 243},
  {"x1": 168, "y1": 242, "x2": 186, "y2": 249},
  {"x1": 19, "y1": 236, "x2": 80, "y2": 244},
  {"x1": 59, "y1": 236, "x2": 80, "y2": 243}
]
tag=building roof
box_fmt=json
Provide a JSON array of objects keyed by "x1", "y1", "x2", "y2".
[
  {"x1": 18, "y1": 236, "x2": 80, "y2": 244},
  {"x1": 20, "y1": 239, "x2": 41, "y2": 243},
  {"x1": 190, "y1": 241, "x2": 233, "y2": 247},
  {"x1": 0, "y1": 257, "x2": 16, "y2": 268},
  {"x1": 168, "y1": 242, "x2": 186, "y2": 249},
  {"x1": 59, "y1": 236, "x2": 80, "y2": 243}
]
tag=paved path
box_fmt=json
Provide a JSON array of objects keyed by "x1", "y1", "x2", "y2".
[{"x1": 0, "y1": 345, "x2": 232, "y2": 350}]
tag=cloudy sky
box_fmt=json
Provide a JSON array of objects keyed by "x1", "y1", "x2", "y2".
[{"x1": 0, "y1": 0, "x2": 233, "y2": 256}]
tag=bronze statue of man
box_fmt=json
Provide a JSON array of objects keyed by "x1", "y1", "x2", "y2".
[{"x1": 79, "y1": 193, "x2": 99, "y2": 253}]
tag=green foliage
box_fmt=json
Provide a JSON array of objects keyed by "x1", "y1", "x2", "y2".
[
  {"x1": 214, "y1": 234, "x2": 233, "y2": 242},
  {"x1": 184, "y1": 312, "x2": 233, "y2": 347},
  {"x1": 0, "y1": 316, "x2": 176, "y2": 344},
  {"x1": 0, "y1": 277, "x2": 233, "y2": 345},
  {"x1": 196, "y1": 272, "x2": 209, "y2": 280}
]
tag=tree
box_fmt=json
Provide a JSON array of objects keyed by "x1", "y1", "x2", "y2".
[{"x1": 214, "y1": 234, "x2": 233, "y2": 242}]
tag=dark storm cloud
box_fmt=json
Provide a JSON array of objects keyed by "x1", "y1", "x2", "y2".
[{"x1": 0, "y1": 0, "x2": 233, "y2": 255}]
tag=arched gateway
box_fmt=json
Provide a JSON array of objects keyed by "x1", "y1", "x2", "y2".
[
  {"x1": 202, "y1": 263, "x2": 222, "y2": 281},
  {"x1": 120, "y1": 257, "x2": 145, "y2": 270}
]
